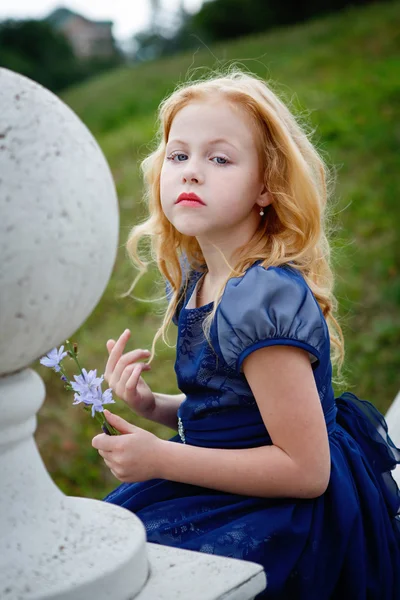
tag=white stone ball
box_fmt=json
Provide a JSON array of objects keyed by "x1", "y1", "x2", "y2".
[{"x1": 0, "y1": 68, "x2": 119, "y2": 375}]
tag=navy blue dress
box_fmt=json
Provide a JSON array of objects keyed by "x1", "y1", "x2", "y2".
[{"x1": 104, "y1": 260, "x2": 400, "y2": 599}]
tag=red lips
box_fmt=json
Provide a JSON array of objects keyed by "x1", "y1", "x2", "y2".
[{"x1": 176, "y1": 192, "x2": 206, "y2": 205}]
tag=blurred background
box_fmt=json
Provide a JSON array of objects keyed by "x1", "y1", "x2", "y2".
[{"x1": 1, "y1": 0, "x2": 398, "y2": 499}]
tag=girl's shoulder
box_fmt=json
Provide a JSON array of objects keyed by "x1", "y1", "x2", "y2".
[
  {"x1": 219, "y1": 260, "x2": 318, "y2": 311},
  {"x1": 215, "y1": 261, "x2": 328, "y2": 374}
]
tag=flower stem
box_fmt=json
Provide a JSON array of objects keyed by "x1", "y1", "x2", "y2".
[
  {"x1": 59, "y1": 365, "x2": 71, "y2": 384},
  {"x1": 96, "y1": 411, "x2": 119, "y2": 435},
  {"x1": 83, "y1": 405, "x2": 118, "y2": 435},
  {"x1": 65, "y1": 339, "x2": 84, "y2": 375}
]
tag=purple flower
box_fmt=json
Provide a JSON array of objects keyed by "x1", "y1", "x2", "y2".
[
  {"x1": 73, "y1": 385, "x2": 115, "y2": 417},
  {"x1": 40, "y1": 346, "x2": 68, "y2": 372},
  {"x1": 70, "y1": 368, "x2": 104, "y2": 396}
]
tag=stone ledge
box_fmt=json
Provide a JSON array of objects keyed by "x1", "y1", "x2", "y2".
[{"x1": 136, "y1": 542, "x2": 267, "y2": 599}]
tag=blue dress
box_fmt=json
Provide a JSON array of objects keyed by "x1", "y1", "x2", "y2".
[{"x1": 104, "y1": 260, "x2": 400, "y2": 599}]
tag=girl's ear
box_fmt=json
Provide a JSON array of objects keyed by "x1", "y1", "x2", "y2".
[{"x1": 258, "y1": 185, "x2": 273, "y2": 207}]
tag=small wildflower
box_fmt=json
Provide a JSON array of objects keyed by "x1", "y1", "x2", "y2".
[
  {"x1": 39, "y1": 340, "x2": 119, "y2": 435},
  {"x1": 39, "y1": 346, "x2": 68, "y2": 373},
  {"x1": 70, "y1": 368, "x2": 104, "y2": 397},
  {"x1": 72, "y1": 385, "x2": 115, "y2": 417}
]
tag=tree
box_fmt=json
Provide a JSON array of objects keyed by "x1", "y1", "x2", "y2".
[
  {"x1": 0, "y1": 18, "x2": 125, "y2": 92},
  {"x1": 183, "y1": 0, "x2": 384, "y2": 45},
  {"x1": 0, "y1": 19, "x2": 81, "y2": 92}
]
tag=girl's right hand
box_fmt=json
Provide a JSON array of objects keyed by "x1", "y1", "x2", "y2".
[{"x1": 104, "y1": 329, "x2": 155, "y2": 418}]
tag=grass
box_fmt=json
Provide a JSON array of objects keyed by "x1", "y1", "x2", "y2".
[{"x1": 34, "y1": 0, "x2": 400, "y2": 499}]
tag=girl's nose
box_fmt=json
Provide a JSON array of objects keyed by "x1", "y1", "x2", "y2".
[
  {"x1": 183, "y1": 174, "x2": 199, "y2": 183},
  {"x1": 182, "y1": 166, "x2": 203, "y2": 184}
]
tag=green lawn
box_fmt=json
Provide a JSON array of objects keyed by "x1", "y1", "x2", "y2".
[{"x1": 35, "y1": 0, "x2": 400, "y2": 499}]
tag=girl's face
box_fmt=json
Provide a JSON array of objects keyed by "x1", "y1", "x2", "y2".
[{"x1": 160, "y1": 97, "x2": 269, "y2": 240}]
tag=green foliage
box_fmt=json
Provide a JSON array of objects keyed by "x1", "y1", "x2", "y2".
[
  {"x1": 0, "y1": 18, "x2": 124, "y2": 93},
  {"x1": 133, "y1": 0, "x2": 390, "y2": 61},
  {"x1": 189, "y1": 0, "x2": 383, "y2": 43},
  {"x1": 36, "y1": 1, "x2": 400, "y2": 499},
  {"x1": 190, "y1": 0, "x2": 276, "y2": 42},
  {"x1": 0, "y1": 19, "x2": 79, "y2": 91}
]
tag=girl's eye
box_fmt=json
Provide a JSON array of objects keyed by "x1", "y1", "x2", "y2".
[
  {"x1": 167, "y1": 153, "x2": 187, "y2": 162},
  {"x1": 212, "y1": 156, "x2": 229, "y2": 165},
  {"x1": 166, "y1": 153, "x2": 230, "y2": 165}
]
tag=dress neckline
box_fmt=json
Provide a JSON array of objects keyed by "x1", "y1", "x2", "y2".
[
  {"x1": 182, "y1": 271, "x2": 214, "y2": 312},
  {"x1": 182, "y1": 259, "x2": 269, "y2": 312}
]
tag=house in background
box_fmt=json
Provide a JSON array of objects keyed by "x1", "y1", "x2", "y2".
[{"x1": 46, "y1": 7, "x2": 117, "y2": 60}]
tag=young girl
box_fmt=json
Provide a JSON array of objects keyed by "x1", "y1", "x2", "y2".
[{"x1": 92, "y1": 69, "x2": 400, "y2": 599}]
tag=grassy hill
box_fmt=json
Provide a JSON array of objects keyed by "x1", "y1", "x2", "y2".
[{"x1": 35, "y1": 0, "x2": 400, "y2": 498}]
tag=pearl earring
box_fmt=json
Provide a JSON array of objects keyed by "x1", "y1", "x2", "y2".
[{"x1": 259, "y1": 206, "x2": 264, "y2": 216}]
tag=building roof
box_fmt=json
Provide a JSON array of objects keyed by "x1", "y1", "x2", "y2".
[{"x1": 46, "y1": 6, "x2": 113, "y2": 28}]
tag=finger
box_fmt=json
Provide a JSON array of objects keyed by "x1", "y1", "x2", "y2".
[
  {"x1": 104, "y1": 409, "x2": 135, "y2": 434},
  {"x1": 116, "y1": 362, "x2": 151, "y2": 402},
  {"x1": 104, "y1": 329, "x2": 131, "y2": 380},
  {"x1": 92, "y1": 433, "x2": 116, "y2": 451},
  {"x1": 106, "y1": 339, "x2": 116, "y2": 354},
  {"x1": 126, "y1": 363, "x2": 146, "y2": 391},
  {"x1": 118, "y1": 363, "x2": 138, "y2": 393},
  {"x1": 111, "y1": 349, "x2": 151, "y2": 386},
  {"x1": 98, "y1": 449, "x2": 113, "y2": 458},
  {"x1": 105, "y1": 340, "x2": 116, "y2": 374}
]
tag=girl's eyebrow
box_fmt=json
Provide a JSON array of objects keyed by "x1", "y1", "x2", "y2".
[{"x1": 166, "y1": 138, "x2": 239, "y2": 151}]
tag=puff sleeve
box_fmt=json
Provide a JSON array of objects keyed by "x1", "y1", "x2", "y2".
[{"x1": 216, "y1": 265, "x2": 326, "y2": 375}]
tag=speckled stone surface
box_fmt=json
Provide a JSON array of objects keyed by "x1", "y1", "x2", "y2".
[
  {"x1": 139, "y1": 543, "x2": 266, "y2": 600},
  {"x1": 0, "y1": 68, "x2": 149, "y2": 599},
  {"x1": 0, "y1": 67, "x2": 119, "y2": 376},
  {"x1": 0, "y1": 369, "x2": 150, "y2": 600}
]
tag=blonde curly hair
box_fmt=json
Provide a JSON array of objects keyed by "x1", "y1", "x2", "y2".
[{"x1": 124, "y1": 67, "x2": 346, "y2": 386}]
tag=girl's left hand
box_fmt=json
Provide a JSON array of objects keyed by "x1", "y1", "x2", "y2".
[{"x1": 92, "y1": 409, "x2": 163, "y2": 483}]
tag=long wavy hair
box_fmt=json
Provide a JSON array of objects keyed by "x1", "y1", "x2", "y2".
[{"x1": 124, "y1": 67, "x2": 346, "y2": 386}]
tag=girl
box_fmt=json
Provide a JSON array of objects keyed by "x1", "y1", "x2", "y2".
[{"x1": 92, "y1": 69, "x2": 400, "y2": 599}]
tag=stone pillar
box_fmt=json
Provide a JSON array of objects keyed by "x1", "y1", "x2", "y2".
[{"x1": 0, "y1": 68, "x2": 149, "y2": 599}]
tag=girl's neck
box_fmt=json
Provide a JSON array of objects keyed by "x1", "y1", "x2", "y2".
[
  {"x1": 195, "y1": 271, "x2": 225, "y2": 308},
  {"x1": 195, "y1": 210, "x2": 261, "y2": 281}
]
